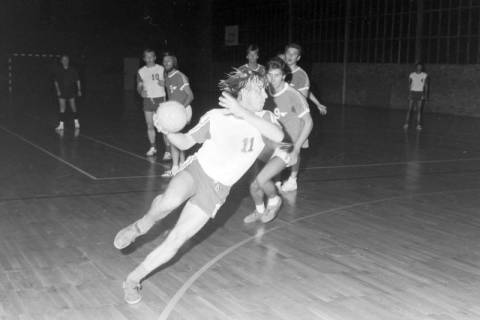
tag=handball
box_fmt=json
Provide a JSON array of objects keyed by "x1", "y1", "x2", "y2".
[{"x1": 153, "y1": 101, "x2": 187, "y2": 133}]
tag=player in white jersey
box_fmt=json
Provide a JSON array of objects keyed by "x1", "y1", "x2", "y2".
[
  {"x1": 137, "y1": 49, "x2": 166, "y2": 156},
  {"x1": 404, "y1": 62, "x2": 429, "y2": 131},
  {"x1": 113, "y1": 70, "x2": 283, "y2": 304}
]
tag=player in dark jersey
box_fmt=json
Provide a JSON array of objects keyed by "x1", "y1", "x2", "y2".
[
  {"x1": 162, "y1": 52, "x2": 194, "y2": 177},
  {"x1": 53, "y1": 55, "x2": 81, "y2": 131},
  {"x1": 238, "y1": 44, "x2": 266, "y2": 75},
  {"x1": 244, "y1": 57, "x2": 313, "y2": 224}
]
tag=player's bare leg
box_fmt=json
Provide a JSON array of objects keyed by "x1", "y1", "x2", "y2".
[
  {"x1": 123, "y1": 201, "x2": 210, "y2": 304},
  {"x1": 69, "y1": 98, "x2": 80, "y2": 129},
  {"x1": 162, "y1": 144, "x2": 181, "y2": 177},
  {"x1": 162, "y1": 134, "x2": 172, "y2": 160},
  {"x1": 404, "y1": 100, "x2": 414, "y2": 130},
  {"x1": 282, "y1": 154, "x2": 300, "y2": 192},
  {"x1": 144, "y1": 111, "x2": 157, "y2": 156},
  {"x1": 246, "y1": 157, "x2": 284, "y2": 223},
  {"x1": 56, "y1": 98, "x2": 67, "y2": 131},
  {"x1": 114, "y1": 170, "x2": 196, "y2": 250},
  {"x1": 416, "y1": 100, "x2": 424, "y2": 130}
]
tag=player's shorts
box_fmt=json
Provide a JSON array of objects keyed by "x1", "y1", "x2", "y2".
[
  {"x1": 181, "y1": 156, "x2": 231, "y2": 219},
  {"x1": 59, "y1": 87, "x2": 76, "y2": 99},
  {"x1": 143, "y1": 96, "x2": 166, "y2": 112},
  {"x1": 271, "y1": 147, "x2": 300, "y2": 167},
  {"x1": 409, "y1": 91, "x2": 424, "y2": 102}
]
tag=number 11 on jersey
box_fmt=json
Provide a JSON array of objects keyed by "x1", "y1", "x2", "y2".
[{"x1": 241, "y1": 137, "x2": 254, "y2": 153}]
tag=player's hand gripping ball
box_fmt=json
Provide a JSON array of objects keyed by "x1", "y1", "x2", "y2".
[{"x1": 153, "y1": 101, "x2": 187, "y2": 133}]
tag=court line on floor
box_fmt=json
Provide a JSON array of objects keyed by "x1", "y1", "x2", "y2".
[
  {"x1": 304, "y1": 157, "x2": 480, "y2": 170},
  {"x1": 80, "y1": 134, "x2": 169, "y2": 169},
  {"x1": 158, "y1": 186, "x2": 480, "y2": 320},
  {"x1": 0, "y1": 125, "x2": 97, "y2": 180},
  {"x1": 95, "y1": 175, "x2": 168, "y2": 181},
  {"x1": 22, "y1": 111, "x2": 169, "y2": 173}
]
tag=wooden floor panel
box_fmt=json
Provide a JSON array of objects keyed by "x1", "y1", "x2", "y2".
[{"x1": 1, "y1": 101, "x2": 480, "y2": 319}]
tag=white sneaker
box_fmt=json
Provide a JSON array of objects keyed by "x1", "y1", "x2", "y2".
[
  {"x1": 146, "y1": 147, "x2": 157, "y2": 157},
  {"x1": 281, "y1": 177, "x2": 297, "y2": 192},
  {"x1": 123, "y1": 280, "x2": 142, "y2": 304},
  {"x1": 55, "y1": 122, "x2": 64, "y2": 131},
  {"x1": 74, "y1": 119, "x2": 80, "y2": 129},
  {"x1": 243, "y1": 210, "x2": 264, "y2": 224},
  {"x1": 162, "y1": 151, "x2": 172, "y2": 161},
  {"x1": 161, "y1": 166, "x2": 179, "y2": 178}
]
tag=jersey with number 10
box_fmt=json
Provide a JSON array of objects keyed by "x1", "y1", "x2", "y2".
[
  {"x1": 137, "y1": 64, "x2": 166, "y2": 98},
  {"x1": 187, "y1": 109, "x2": 278, "y2": 186}
]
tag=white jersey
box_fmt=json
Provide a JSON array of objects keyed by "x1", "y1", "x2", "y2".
[
  {"x1": 187, "y1": 108, "x2": 278, "y2": 186},
  {"x1": 409, "y1": 72, "x2": 428, "y2": 92},
  {"x1": 137, "y1": 64, "x2": 166, "y2": 98}
]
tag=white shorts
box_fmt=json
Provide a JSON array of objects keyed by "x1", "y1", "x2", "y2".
[{"x1": 272, "y1": 147, "x2": 297, "y2": 167}]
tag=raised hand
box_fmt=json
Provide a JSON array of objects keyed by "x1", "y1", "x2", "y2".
[{"x1": 218, "y1": 92, "x2": 249, "y2": 119}]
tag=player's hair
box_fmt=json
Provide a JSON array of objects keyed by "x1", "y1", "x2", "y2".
[
  {"x1": 415, "y1": 62, "x2": 425, "y2": 70},
  {"x1": 163, "y1": 52, "x2": 178, "y2": 69},
  {"x1": 143, "y1": 48, "x2": 156, "y2": 57},
  {"x1": 246, "y1": 44, "x2": 259, "y2": 54},
  {"x1": 219, "y1": 68, "x2": 267, "y2": 97},
  {"x1": 285, "y1": 43, "x2": 302, "y2": 56},
  {"x1": 267, "y1": 56, "x2": 291, "y2": 76}
]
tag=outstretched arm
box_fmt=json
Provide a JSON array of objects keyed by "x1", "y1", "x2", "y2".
[
  {"x1": 218, "y1": 92, "x2": 284, "y2": 143},
  {"x1": 308, "y1": 92, "x2": 327, "y2": 115}
]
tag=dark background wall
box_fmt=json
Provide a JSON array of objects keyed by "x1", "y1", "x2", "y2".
[{"x1": 2, "y1": 0, "x2": 480, "y2": 117}]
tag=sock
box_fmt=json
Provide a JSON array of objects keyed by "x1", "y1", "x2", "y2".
[
  {"x1": 289, "y1": 174, "x2": 298, "y2": 181},
  {"x1": 127, "y1": 263, "x2": 149, "y2": 284},
  {"x1": 256, "y1": 204, "x2": 265, "y2": 214},
  {"x1": 135, "y1": 216, "x2": 155, "y2": 234},
  {"x1": 150, "y1": 144, "x2": 156, "y2": 149},
  {"x1": 267, "y1": 196, "x2": 280, "y2": 207}
]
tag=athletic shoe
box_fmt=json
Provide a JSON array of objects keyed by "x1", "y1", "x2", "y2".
[
  {"x1": 416, "y1": 124, "x2": 423, "y2": 131},
  {"x1": 403, "y1": 124, "x2": 409, "y2": 130},
  {"x1": 281, "y1": 177, "x2": 297, "y2": 192},
  {"x1": 243, "y1": 210, "x2": 264, "y2": 224},
  {"x1": 261, "y1": 197, "x2": 283, "y2": 223},
  {"x1": 161, "y1": 166, "x2": 179, "y2": 178},
  {"x1": 55, "y1": 122, "x2": 64, "y2": 131},
  {"x1": 146, "y1": 147, "x2": 157, "y2": 157},
  {"x1": 74, "y1": 119, "x2": 80, "y2": 129},
  {"x1": 162, "y1": 151, "x2": 172, "y2": 161},
  {"x1": 114, "y1": 222, "x2": 143, "y2": 250},
  {"x1": 123, "y1": 281, "x2": 142, "y2": 304}
]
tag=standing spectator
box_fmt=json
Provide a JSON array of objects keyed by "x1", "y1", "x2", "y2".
[
  {"x1": 137, "y1": 49, "x2": 166, "y2": 156},
  {"x1": 54, "y1": 55, "x2": 81, "y2": 131},
  {"x1": 162, "y1": 52, "x2": 194, "y2": 177},
  {"x1": 404, "y1": 62, "x2": 429, "y2": 131}
]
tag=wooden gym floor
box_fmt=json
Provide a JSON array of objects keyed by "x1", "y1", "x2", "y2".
[{"x1": 1, "y1": 93, "x2": 480, "y2": 320}]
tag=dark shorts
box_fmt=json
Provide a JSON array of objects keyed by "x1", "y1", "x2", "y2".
[
  {"x1": 59, "y1": 88, "x2": 76, "y2": 100},
  {"x1": 143, "y1": 97, "x2": 166, "y2": 112},
  {"x1": 182, "y1": 157, "x2": 230, "y2": 219},
  {"x1": 409, "y1": 91, "x2": 424, "y2": 102}
]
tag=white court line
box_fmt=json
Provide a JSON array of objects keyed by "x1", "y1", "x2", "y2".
[
  {"x1": 304, "y1": 157, "x2": 480, "y2": 170},
  {"x1": 158, "y1": 186, "x2": 480, "y2": 320},
  {"x1": 80, "y1": 134, "x2": 169, "y2": 169},
  {"x1": 96, "y1": 175, "x2": 167, "y2": 181},
  {"x1": 0, "y1": 126, "x2": 97, "y2": 180}
]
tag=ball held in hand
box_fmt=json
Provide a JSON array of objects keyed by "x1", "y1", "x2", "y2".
[{"x1": 153, "y1": 101, "x2": 188, "y2": 133}]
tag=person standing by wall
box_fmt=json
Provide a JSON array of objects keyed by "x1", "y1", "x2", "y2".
[
  {"x1": 54, "y1": 55, "x2": 81, "y2": 131},
  {"x1": 404, "y1": 62, "x2": 429, "y2": 131}
]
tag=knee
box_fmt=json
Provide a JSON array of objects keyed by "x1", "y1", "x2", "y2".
[
  {"x1": 151, "y1": 194, "x2": 181, "y2": 213},
  {"x1": 250, "y1": 180, "x2": 261, "y2": 193}
]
